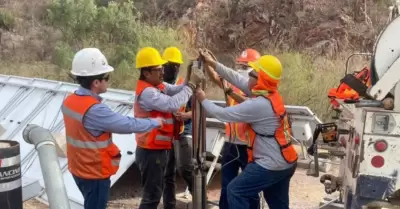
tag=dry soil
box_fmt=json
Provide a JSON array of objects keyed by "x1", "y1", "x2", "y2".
[{"x1": 23, "y1": 165, "x2": 330, "y2": 209}]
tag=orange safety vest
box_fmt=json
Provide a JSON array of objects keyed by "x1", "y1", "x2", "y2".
[
  {"x1": 245, "y1": 91, "x2": 298, "y2": 164},
  {"x1": 225, "y1": 84, "x2": 253, "y2": 144},
  {"x1": 327, "y1": 67, "x2": 371, "y2": 109},
  {"x1": 175, "y1": 77, "x2": 186, "y2": 135},
  {"x1": 327, "y1": 67, "x2": 371, "y2": 100},
  {"x1": 62, "y1": 94, "x2": 121, "y2": 179},
  {"x1": 134, "y1": 80, "x2": 175, "y2": 150}
]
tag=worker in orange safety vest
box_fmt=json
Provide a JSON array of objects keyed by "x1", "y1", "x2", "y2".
[
  {"x1": 61, "y1": 48, "x2": 163, "y2": 209},
  {"x1": 197, "y1": 49, "x2": 298, "y2": 209},
  {"x1": 134, "y1": 47, "x2": 205, "y2": 209},
  {"x1": 203, "y1": 48, "x2": 261, "y2": 209},
  {"x1": 161, "y1": 46, "x2": 194, "y2": 197}
]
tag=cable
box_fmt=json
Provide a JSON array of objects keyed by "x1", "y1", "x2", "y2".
[
  {"x1": 206, "y1": 135, "x2": 275, "y2": 209},
  {"x1": 22, "y1": 151, "x2": 38, "y2": 176},
  {"x1": 200, "y1": 49, "x2": 240, "y2": 176},
  {"x1": 41, "y1": 93, "x2": 50, "y2": 128},
  {"x1": 206, "y1": 141, "x2": 269, "y2": 208},
  {"x1": 23, "y1": 89, "x2": 61, "y2": 176},
  {"x1": 207, "y1": 141, "x2": 240, "y2": 186},
  {"x1": 207, "y1": 76, "x2": 240, "y2": 182},
  {"x1": 48, "y1": 92, "x2": 69, "y2": 132},
  {"x1": 195, "y1": 54, "x2": 260, "y2": 206}
]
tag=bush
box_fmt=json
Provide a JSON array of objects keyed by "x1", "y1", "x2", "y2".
[
  {"x1": 46, "y1": 0, "x2": 184, "y2": 86},
  {"x1": 0, "y1": 9, "x2": 16, "y2": 31},
  {"x1": 52, "y1": 42, "x2": 75, "y2": 69},
  {"x1": 277, "y1": 52, "x2": 369, "y2": 121}
]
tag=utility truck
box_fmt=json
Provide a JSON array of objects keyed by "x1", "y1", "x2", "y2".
[{"x1": 307, "y1": 13, "x2": 400, "y2": 209}]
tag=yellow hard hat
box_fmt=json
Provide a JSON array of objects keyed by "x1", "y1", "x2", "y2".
[
  {"x1": 162, "y1": 47, "x2": 184, "y2": 64},
  {"x1": 136, "y1": 47, "x2": 167, "y2": 69},
  {"x1": 248, "y1": 55, "x2": 282, "y2": 80}
]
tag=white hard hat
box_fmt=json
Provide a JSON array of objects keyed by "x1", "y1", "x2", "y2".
[{"x1": 71, "y1": 48, "x2": 114, "y2": 76}]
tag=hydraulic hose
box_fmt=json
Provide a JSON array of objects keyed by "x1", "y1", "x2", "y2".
[{"x1": 23, "y1": 124, "x2": 70, "y2": 209}]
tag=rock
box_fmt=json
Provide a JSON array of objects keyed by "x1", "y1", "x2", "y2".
[
  {"x1": 176, "y1": 0, "x2": 380, "y2": 56},
  {"x1": 0, "y1": 29, "x2": 24, "y2": 51},
  {"x1": 307, "y1": 39, "x2": 339, "y2": 57}
]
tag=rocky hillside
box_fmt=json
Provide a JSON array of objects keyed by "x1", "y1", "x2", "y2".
[
  {"x1": 138, "y1": 0, "x2": 394, "y2": 56},
  {"x1": 182, "y1": 0, "x2": 391, "y2": 55},
  {"x1": 0, "y1": 0, "x2": 396, "y2": 64},
  {"x1": 1, "y1": 0, "x2": 398, "y2": 122}
]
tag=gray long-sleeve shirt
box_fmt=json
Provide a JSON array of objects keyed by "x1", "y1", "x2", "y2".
[
  {"x1": 75, "y1": 87, "x2": 160, "y2": 137},
  {"x1": 201, "y1": 62, "x2": 294, "y2": 171},
  {"x1": 138, "y1": 81, "x2": 193, "y2": 113}
]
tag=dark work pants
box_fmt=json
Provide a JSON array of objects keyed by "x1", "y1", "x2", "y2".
[
  {"x1": 219, "y1": 142, "x2": 260, "y2": 209},
  {"x1": 136, "y1": 147, "x2": 176, "y2": 209},
  {"x1": 72, "y1": 175, "x2": 111, "y2": 209},
  {"x1": 227, "y1": 162, "x2": 297, "y2": 209},
  {"x1": 173, "y1": 135, "x2": 194, "y2": 193}
]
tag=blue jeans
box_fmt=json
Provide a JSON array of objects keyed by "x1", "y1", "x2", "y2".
[
  {"x1": 227, "y1": 162, "x2": 297, "y2": 209},
  {"x1": 73, "y1": 175, "x2": 111, "y2": 209},
  {"x1": 219, "y1": 142, "x2": 260, "y2": 209}
]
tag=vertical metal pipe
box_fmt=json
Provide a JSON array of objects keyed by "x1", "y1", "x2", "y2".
[
  {"x1": 191, "y1": 60, "x2": 207, "y2": 209},
  {"x1": 199, "y1": 61, "x2": 207, "y2": 209},
  {"x1": 23, "y1": 124, "x2": 70, "y2": 209},
  {"x1": 0, "y1": 140, "x2": 22, "y2": 209}
]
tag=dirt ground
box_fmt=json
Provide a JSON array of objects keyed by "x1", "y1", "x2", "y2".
[{"x1": 23, "y1": 164, "x2": 330, "y2": 209}]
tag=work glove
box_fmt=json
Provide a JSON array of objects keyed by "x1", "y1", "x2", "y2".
[{"x1": 187, "y1": 69, "x2": 205, "y2": 90}]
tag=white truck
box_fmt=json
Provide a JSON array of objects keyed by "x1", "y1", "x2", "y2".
[{"x1": 308, "y1": 14, "x2": 400, "y2": 209}]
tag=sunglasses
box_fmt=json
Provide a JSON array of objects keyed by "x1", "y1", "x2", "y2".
[
  {"x1": 102, "y1": 74, "x2": 110, "y2": 82},
  {"x1": 249, "y1": 71, "x2": 258, "y2": 79}
]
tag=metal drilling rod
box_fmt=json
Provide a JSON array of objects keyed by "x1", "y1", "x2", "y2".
[
  {"x1": 191, "y1": 60, "x2": 207, "y2": 209},
  {"x1": 199, "y1": 59, "x2": 207, "y2": 207},
  {"x1": 23, "y1": 124, "x2": 70, "y2": 209}
]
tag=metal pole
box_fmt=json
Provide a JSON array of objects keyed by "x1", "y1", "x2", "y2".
[
  {"x1": 0, "y1": 140, "x2": 22, "y2": 209},
  {"x1": 23, "y1": 124, "x2": 70, "y2": 209},
  {"x1": 344, "y1": 53, "x2": 372, "y2": 75},
  {"x1": 191, "y1": 60, "x2": 207, "y2": 209}
]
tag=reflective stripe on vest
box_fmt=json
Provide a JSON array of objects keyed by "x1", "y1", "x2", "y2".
[
  {"x1": 224, "y1": 84, "x2": 252, "y2": 143},
  {"x1": 66, "y1": 136, "x2": 112, "y2": 149},
  {"x1": 62, "y1": 94, "x2": 120, "y2": 179},
  {"x1": 134, "y1": 80, "x2": 175, "y2": 150},
  {"x1": 246, "y1": 91, "x2": 298, "y2": 164},
  {"x1": 175, "y1": 77, "x2": 186, "y2": 135}
]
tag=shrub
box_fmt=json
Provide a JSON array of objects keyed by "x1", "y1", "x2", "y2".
[
  {"x1": 46, "y1": 0, "x2": 183, "y2": 86},
  {"x1": 277, "y1": 52, "x2": 369, "y2": 121},
  {"x1": 52, "y1": 42, "x2": 75, "y2": 70},
  {"x1": 0, "y1": 9, "x2": 16, "y2": 31}
]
